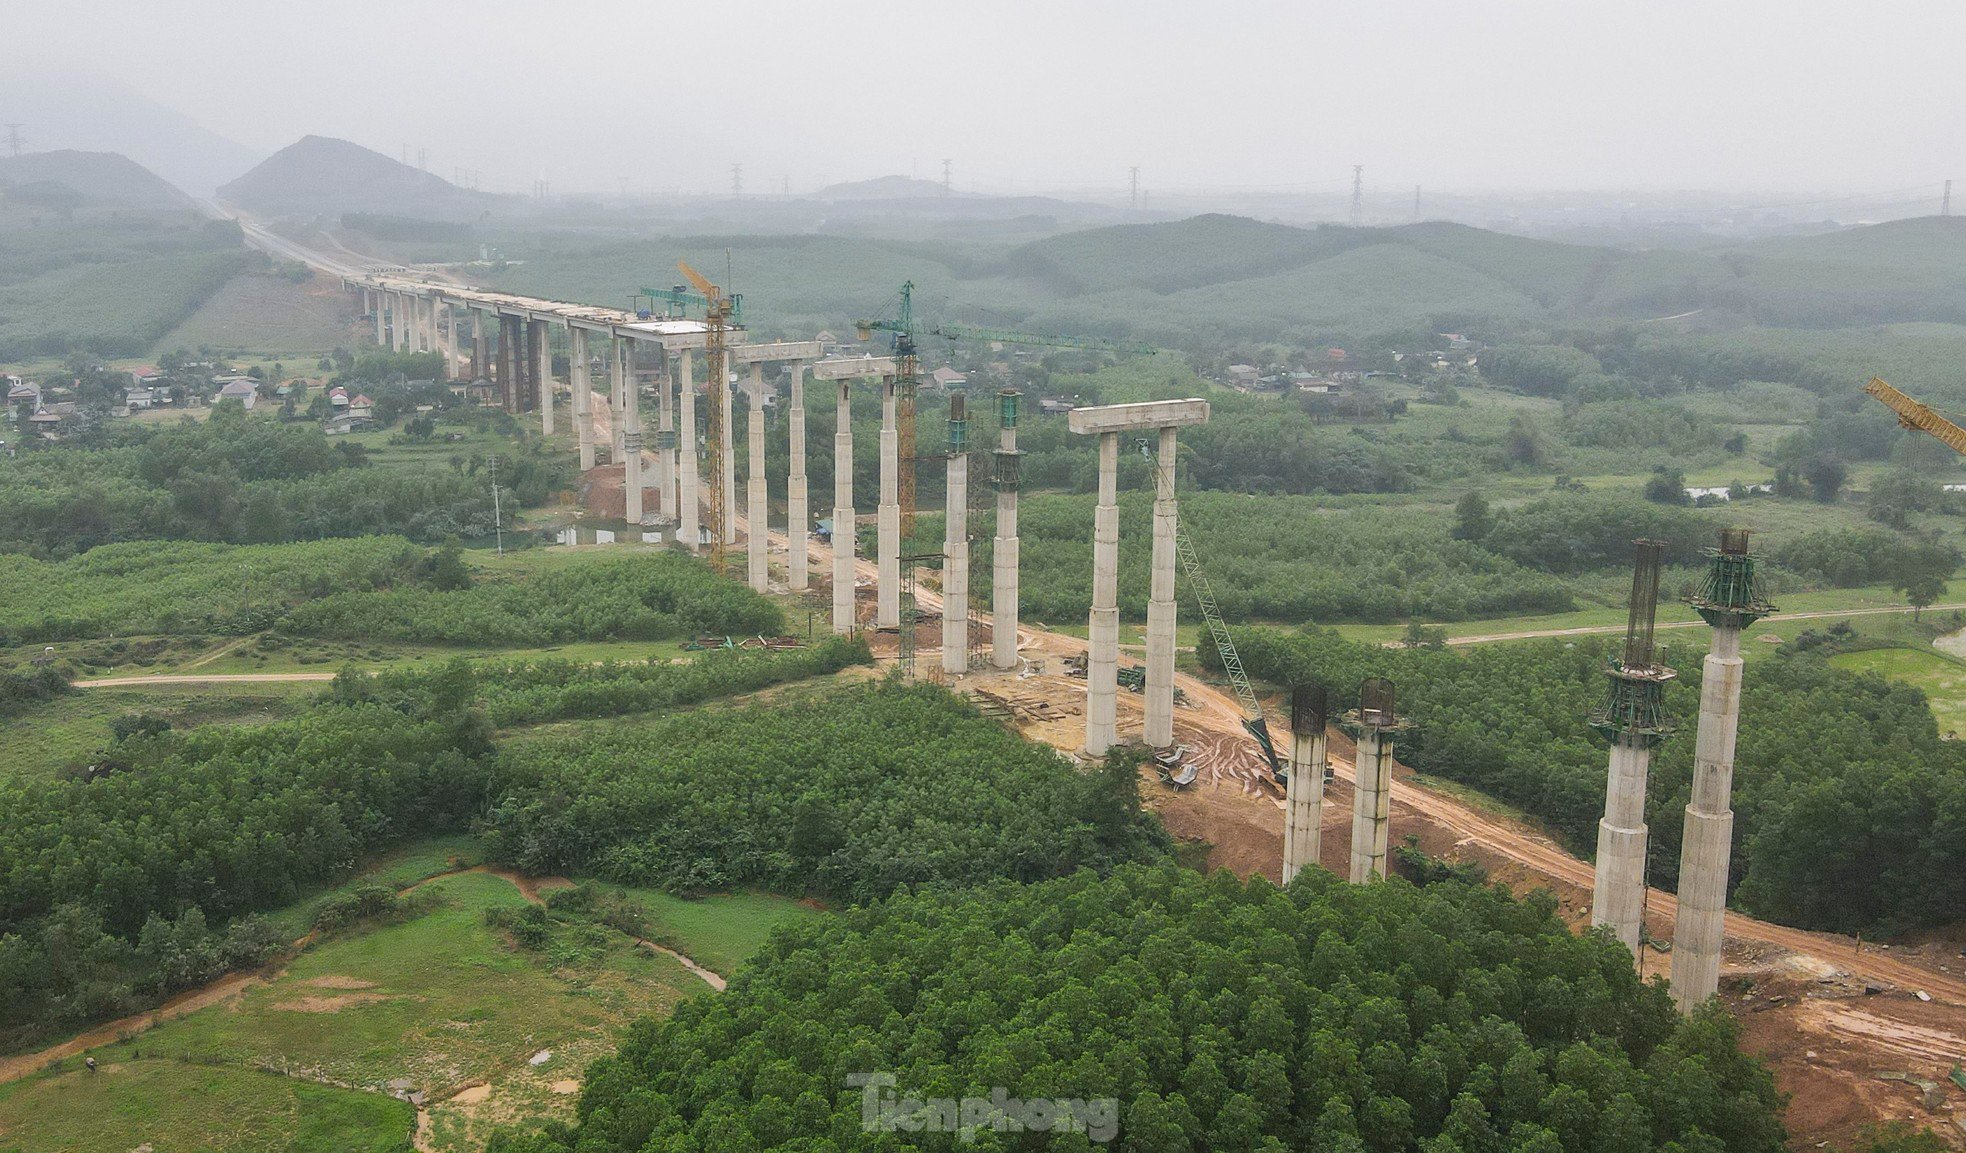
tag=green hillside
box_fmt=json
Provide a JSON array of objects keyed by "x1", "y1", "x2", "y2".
[{"x1": 0, "y1": 150, "x2": 195, "y2": 213}]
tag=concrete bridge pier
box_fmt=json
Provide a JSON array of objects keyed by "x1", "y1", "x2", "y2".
[
  {"x1": 532, "y1": 319, "x2": 553, "y2": 434},
  {"x1": 742, "y1": 366, "x2": 771, "y2": 592},
  {"x1": 1282, "y1": 684, "x2": 1329, "y2": 884},
  {"x1": 992, "y1": 392, "x2": 1021, "y2": 671},
  {"x1": 787, "y1": 361, "x2": 810, "y2": 591},
  {"x1": 832, "y1": 380, "x2": 855, "y2": 633},
  {"x1": 657, "y1": 352, "x2": 678, "y2": 521},
  {"x1": 876, "y1": 377, "x2": 901, "y2": 629},
  {"x1": 616, "y1": 336, "x2": 642, "y2": 525},
  {"x1": 1085, "y1": 430, "x2": 1121, "y2": 755},
  {"x1": 942, "y1": 389, "x2": 970, "y2": 675},
  {"x1": 471, "y1": 310, "x2": 486, "y2": 380},
  {"x1": 571, "y1": 327, "x2": 594, "y2": 471},
  {"x1": 677, "y1": 349, "x2": 700, "y2": 552}
]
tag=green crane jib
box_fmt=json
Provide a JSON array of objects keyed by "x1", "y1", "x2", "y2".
[
  {"x1": 1137, "y1": 440, "x2": 1286, "y2": 783},
  {"x1": 634, "y1": 284, "x2": 745, "y2": 326}
]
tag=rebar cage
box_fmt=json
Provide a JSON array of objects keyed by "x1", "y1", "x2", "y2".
[
  {"x1": 1291, "y1": 682, "x2": 1328, "y2": 733},
  {"x1": 1689, "y1": 528, "x2": 1773, "y2": 630},
  {"x1": 948, "y1": 391, "x2": 968, "y2": 455},
  {"x1": 998, "y1": 389, "x2": 1019, "y2": 429},
  {"x1": 1359, "y1": 677, "x2": 1396, "y2": 729}
]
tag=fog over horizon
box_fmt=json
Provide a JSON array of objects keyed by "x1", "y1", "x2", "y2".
[{"x1": 4, "y1": 0, "x2": 1963, "y2": 206}]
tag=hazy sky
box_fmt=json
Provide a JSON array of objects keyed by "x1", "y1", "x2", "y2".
[{"x1": 7, "y1": 0, "x2": 1964, "y2": 199}]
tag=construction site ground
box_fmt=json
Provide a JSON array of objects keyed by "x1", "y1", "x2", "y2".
[{"x1": 574, "y1": 395, "x2": 1966, "y2": 1150}]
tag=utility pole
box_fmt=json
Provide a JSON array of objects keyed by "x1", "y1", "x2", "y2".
[
  {"x1": 1349, "y1": 165, "x2": 1365, "y2": 225},
  {"x1": 941, "y1": 158, "x2": 952, "y2": 195},
  {"x1": 2, "y1": 124, "x2": 22, "y2": 158},
  {"x1": 489, "y1": 456, "x2": 504, "y2": 556},
  {"x1": 1129, "y1": 166, "x2": 1140, "y2": 210},
  {"x1": 1945, "y1": 179, "x2": 1954, "y2": 217},
  {"x1": 730, "y1": 163, "x2": 743, "y2": 197}
]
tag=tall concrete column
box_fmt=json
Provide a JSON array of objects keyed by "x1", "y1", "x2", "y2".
[
  {"x1": 471, "y1": 310, "x2": 486, "y2": 381},
  {"x1": 677, "y1": 349, "x2": 700, "y2": 552},
  {"x1": 942, "y1": 391, "x2": 970, "y2": 675},
  {"x1": 787, "y1": 362, "x2": 810, "y2": 591},
  {"x1": 720, "y1": 353, "x2": 737, "y2": 541},
  {"x1": 417, "y1": 297, "x2": 431, "y2": 352},
  {"x1": 533, "y1": 319, "x2": 554, "y2": 435},
  {"x1": 374, "y1": 297, "x2": 386, "y2": 346},
  {"x1": 1282, "y1": 686, "x2": 1329, "y2": 884},
  {"x1": 571, "y1": 327, "x2": 594, "y2": 471},
  {"x1": 832, "y1": 380, "x2": 855, "y2": 633},
  {"x1": 499, "y1": 316, "x2": 518, "y2": 409},
  {"x1": 443, "y1": 301, "x2": 458, "y2": 379},
  {"x1": 1593, "y1": 739, "x2": 1652, "y2": 952},
  {"x1": 743, "y1": 368, "x2": 770, "y2": 592},
  {"x1": 1674, "y1": 626, "x2": 1740, "y2": 1007},
  {"x1": 1349, "y1": 729, "x2": 1393, "y2": 883},
  {"x1": 876, "y1": 377, "x2": 901, "y2": 628},
  {"x1": 657, "y1": 352, "x2": 678, "y2": 521},
  {"x1": 1144, "y1": 425, "x2": 1179, "y2": 748},
  {"x1": 391, "y1": 294, "x2": 405, "y2": 352},
  {"x1": 992, "y1": 391, "x2": 1022, "y2": 671},
  {"x1": 1085, "y1": 431, "x2": 1122, "y2": 757},
  {"x1": 617, "y1": 337, "x2": 642, "y2": 526},
  {"x1": 1672, "y1": 530, "x2": 1766, "y2": 1009}
]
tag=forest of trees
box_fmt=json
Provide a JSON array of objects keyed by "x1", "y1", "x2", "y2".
[
  {"x1": 0, "y1": 406, "x2": 563, "y2": 555},
  {"x1": 485, "y1": 681, "x2": 1167, "y2": 902},
  {"x1": 491, "y1": 866, "x2": 1787, "y2": 1153},
  {"x1": 1221, "y1": 628, "x2": 1966, "y2": 934},
  {"x1": 0, "y1": 663, "x2": 1139, "y2": 1048}
]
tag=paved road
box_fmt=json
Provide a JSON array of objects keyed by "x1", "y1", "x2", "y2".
[{"x1": 1435, "y1": 601, "x2": 1966, "y2": 647}]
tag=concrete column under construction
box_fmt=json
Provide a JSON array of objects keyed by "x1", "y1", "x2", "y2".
[
  {"x1": 443, "y1": 302, "x2": 457, "y2": 378},
  {"x1": 571, "y1": 327, "x2": 594, "y2": 471},
  {"x1": 677, "y1": 349, "x2": 700, "y2": 552},
  {"x1": 786, "y1": 362, "x2": 810, "y2": 591},
  {"x1": 1282, "y1": 684, "x2": 1329, "y2": 884},
  {"x1": 532, "y1": 319, "x2": 554, "y2": 435},
  {"x1": 1085, "y1": 430, "x2": 1122, "y2": 756},
  {"x1": 991, "y1": 391, "x2": 1022, "y2": 671},
  {"x1": 657, "y1": 353, "x2": 678, "y2": 522},
  {"x1": 876, "y1": 377, "x2": 901, "y2": 629},
  {"x1": 942, "y1": 390, "x2": 971, "y2": 675},
  {"x1": 617, "y1": 337, "x2": 643, "y2": 526},
  {"x1": 832, "y1": 380, "x2": 856, "y2": 633},
  {"x1": 743, "y1": 367, "x2": 771, "y2": 592},
  {"x1": 1349, "y1": 733, "x2": 1391, "y2": 883},
  {"x1": 1590, "y1": 539, "x2": 1676, "y2": 956},
  {"x1": 1673, "y1": 531, "x2": 1769, "y2": 1012},
  {"x1": 1144, "y1": 424, "x2": 1180, "y2": 748},
  {"x1": 374, "y1": 299, "x2": 385, "y2": 346}
]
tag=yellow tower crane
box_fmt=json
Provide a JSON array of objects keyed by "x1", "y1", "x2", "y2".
[
  {"x1": 1865, "y1": 376, "x2": 1966, "y2": 455},
  {"x1": 678, "y1": 260, "x2": 738, "y2": 576}
]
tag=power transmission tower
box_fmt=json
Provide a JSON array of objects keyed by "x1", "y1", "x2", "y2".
[
  {"x1": 2, "y1": 124, "x2": 22, "y2": 158},
  {"x1": 1945, "y1": 180, "x2": 1954, "y2": 217},
  {"x1": 941, "y1": 158, "x2": 952, "y2": 195},
  {"x1": 1412, "y1": 185, "x2": 1422, "y2": 221},
  {"x1": 782, "y1": 174, "x2": 790, "y2": 198},
  {"x1": 730, "y1": 163, "x2": 743, "y2": 197},
  {"x1": 417, "y1": 147, "x2": 428, "y2": 171},
  {"x1": 1129, "y1": 166, "x2": 1140, "y2": 210},
  {"x1": 1349, "y1": 165, "x2": 1364, "y2": 225}
]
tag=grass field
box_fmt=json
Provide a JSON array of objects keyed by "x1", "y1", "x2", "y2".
[
  {"x1": 0, "y1": 1061, "x2": 415, "y2": 1153},
  {"x1": 0, "y1": 682, "x2": 318, "y2": 782},
  {"x1": 1827, "y1": 645, "x2": 1966, "y2": 737},
  {"x1": 157, "y1": 271, "x2": 362, "y2": 357},
  {"x1": 0, "y1": 855, "x2": 818, "y2": 1153}
]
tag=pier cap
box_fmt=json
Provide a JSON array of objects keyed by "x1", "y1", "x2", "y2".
[{"x1": 1067, "y1": 398, "x2": 1209, "y2": 435}]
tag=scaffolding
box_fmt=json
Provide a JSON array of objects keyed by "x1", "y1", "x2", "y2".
[{"x1": 1589, "y1": 539, "x2": 1678, "y2": 746}]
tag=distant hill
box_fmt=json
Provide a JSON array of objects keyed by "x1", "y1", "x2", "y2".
[
  {"x1": 220, "y1": 136, "x2": 499, "y2": 220},
  {"x1": 0, "y1": 69, "x2": 261, "y2": 198},
  {"x1": 0, "y1": 150, "x2": 195, "y2": 212},
  {"x1": 815, "y1": 175, "x2": 961, "y2": 201}
]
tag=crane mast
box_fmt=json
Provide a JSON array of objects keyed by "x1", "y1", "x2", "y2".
[{"x1": 676, "y1": 261, "x2": 739, "y2": 576}]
